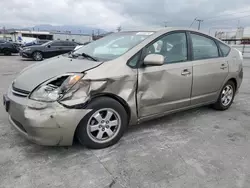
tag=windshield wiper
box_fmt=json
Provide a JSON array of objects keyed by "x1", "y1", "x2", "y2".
[
  {"x1": 81, "y1": 53, "x2": 98, "y2": 61},
  {"x1": 69, "y1": 52, "x2": 98, "y2": 61}
]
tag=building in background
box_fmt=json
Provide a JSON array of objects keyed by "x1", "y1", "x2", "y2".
[
  {"x1": 52, "y1": 32, "x2": 91, "y2": 43},
  {"x1": 0, "y1": 29, "x2": 93, "y2": 44},
  {"x1": 215, "y1": 27, "x2": 250, "y2": 44}
]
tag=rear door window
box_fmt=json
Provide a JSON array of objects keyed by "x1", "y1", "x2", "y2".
[
  {"x1": 191, "y1": 33, "x2": 219, "y2": 60},
  {"x1": 51, "y1": 41, "x2": 63, "y2": 46}
]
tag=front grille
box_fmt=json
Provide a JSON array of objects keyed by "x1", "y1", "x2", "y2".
[
  {"x1": 11, "y1": 116, "x2": 27, "y2": 133},
  {"x1": 12, "y1": 85, "x2": 30, "y2": 97}
]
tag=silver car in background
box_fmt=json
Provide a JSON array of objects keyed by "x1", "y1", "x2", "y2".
[{"x1": 3, "y1": 28, "x2": 243, "y2": 149}]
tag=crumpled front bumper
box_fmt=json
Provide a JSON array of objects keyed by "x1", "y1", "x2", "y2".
[
  {"x1": 19, "y1": 50, "x2": 32, "y2": 58},
  {"x1": 5, "y1": 88, "x2": 91, "y2": 146}
]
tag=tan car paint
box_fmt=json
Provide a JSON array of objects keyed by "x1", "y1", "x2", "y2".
[{"x1": 6, "y1": 28, "x2": 243, "y2": 146}]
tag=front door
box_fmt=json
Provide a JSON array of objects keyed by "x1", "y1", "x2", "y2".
[
  {"x1": 189, "y1": 32, "x2": 229, "y2": 105},
  {"x1": 137, "y1": 32, "x2": 193, "y2": 118}
]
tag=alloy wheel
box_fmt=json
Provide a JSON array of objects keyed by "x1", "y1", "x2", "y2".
[
  {"x1": 221, "y1": 85, "x2": 234, "y2": 106},
  {"x1": 86, "y1": 108, "x2": 121, "y2": 144},
  {"x1": 34, "y1": 52, "x2": 42, "y2": 61}
]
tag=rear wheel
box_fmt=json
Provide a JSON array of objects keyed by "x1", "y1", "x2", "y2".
[
  {"x1": 76, "y1": 97, "x2": 128, "y2": 149},
  {"x1": 212, "y1": 80, "x2": 235, "y2": 110},
  {"x1": 32, "y1": 51, "x2": 43, "y2": 61},
  {"x1": 3, "y1": 49, "x2": 11, "y2": 56}
]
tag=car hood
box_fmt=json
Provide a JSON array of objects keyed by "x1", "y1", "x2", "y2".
[{"x1": 13, "y1": 55, "x2": 102, "y2": 92}]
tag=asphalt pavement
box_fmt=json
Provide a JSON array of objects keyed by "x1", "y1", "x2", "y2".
[{"x1": 1, "y1": 55, "x2": 250, "y2": 188}]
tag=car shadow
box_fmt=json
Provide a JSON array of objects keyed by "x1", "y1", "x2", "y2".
[
  {"x1": 126, "y1": 105, "x2": 213, "y2": 134},
  {"x1": 14, "y1": 106, "x2": 214, "y2": 162},
  {"x1": 20, "y1": 58, "x2": 35, "y2": 61},
  {"x1": 19, "y1": 105, "x2": 214, "y2": 158},
  {"x1": 0, "y1": 53, "x2": 19, "y2": 56}
]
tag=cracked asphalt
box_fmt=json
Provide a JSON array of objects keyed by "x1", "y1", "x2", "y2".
[{"x1": 0, "y1": 55, "x2": 250, "y2": 188}]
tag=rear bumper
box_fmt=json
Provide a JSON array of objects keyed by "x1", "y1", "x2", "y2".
[{"x1": 5, "y1": 88, "x2": 91, "y2": 146}]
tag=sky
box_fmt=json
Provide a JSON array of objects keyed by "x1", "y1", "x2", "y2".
[{"x1": 1, "y1": 0, "x2": 250, "y2": 33}]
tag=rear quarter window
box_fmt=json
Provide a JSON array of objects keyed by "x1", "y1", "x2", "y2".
[{"x1": 218, "y1": 42, "x2": 231, "y2": 57}]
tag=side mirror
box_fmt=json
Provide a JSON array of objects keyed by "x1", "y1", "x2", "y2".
[
  {"x1": 47, "y1": 45, "x2": 51, "y2": 48},
  {"x1": 144, "y1": 54, "x2": 164, "y2": 66}
]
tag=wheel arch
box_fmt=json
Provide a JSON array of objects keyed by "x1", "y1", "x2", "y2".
[
  {"x1": 228, "y1": 77, "x2": 237, "y2": 89},
  {"x1": 32, "y1": 50, "x2": 43, "y2": 56},
  {"x1": 73, "y1": 93, "x2": 131, "y2": 143},
  {"x1": 90, "y1": 93, "x2": 131, "y2": 122}
]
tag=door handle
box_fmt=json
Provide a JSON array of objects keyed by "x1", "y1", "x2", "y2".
[
  {"x1": 220, "y1": 63, "x2": 228, "y2": 70},
  {"x1": 181, "y1": 69, "x2": 191, "y2": 76}
]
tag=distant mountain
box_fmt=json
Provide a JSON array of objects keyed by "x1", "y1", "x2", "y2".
[{"x1": 22, "y1": 24, "x2": 107, "y2": 35}]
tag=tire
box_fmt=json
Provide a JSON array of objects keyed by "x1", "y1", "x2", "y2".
[
  {"x1": 212, "y1": 80, "x2": 235, "y2": 110},
  {"x1": 32, "y1": 51, "x2": 43, "y2": 61},
  {"x1": 3, "y1": 49, "x2": 11, "y2": 56},
  {"x1": 76, "y1": 97, "x2": 128, "y2": 149}
]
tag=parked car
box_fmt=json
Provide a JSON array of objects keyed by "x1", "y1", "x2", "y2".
[
  {"x1": 21, "y1": 39, "x2": 52, "y2": 47},
  {"x1": 0, "y1": 40, "x2": 19, "y2": 55},
  {"x1": 73, "y1": 42, "x2": 91, "y2": 51},
  {"x1": 3, "y1": 28, "x2": 243, "y2": 149},
  {"x1": 19, "y1": 40, "x2": 78, "y2": 61}
]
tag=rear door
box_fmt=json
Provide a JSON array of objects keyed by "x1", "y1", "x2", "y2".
[
  {"x1": 137, "y1": 32, "x2": 193, "y2": 118},
  {"x1": 48, "y1": 41, "x2": 64, "y2": 57},
  {"x1": 189, "y1": 32, "x2": 229, "y2": 105},
  {"x1": 67, "y1": 41, "x2": 77, "y2": 52},
  {"x1": 60, "y1": 41, "x2": 76, "y2": 54}
]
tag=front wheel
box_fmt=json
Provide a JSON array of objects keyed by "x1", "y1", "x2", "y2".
[
  {"x1": 212, "y1": 80, "x2": 235, "y2": 110},
  {"x1": 32, "y1": 51, "x2": 43, "y2": 61},
  {"x1": 76, "y1": 97, "x2": 128, "y2": 149}
]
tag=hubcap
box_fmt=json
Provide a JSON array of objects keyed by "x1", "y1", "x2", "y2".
[
  {"x1": 221, "y1": 85, "x2": 233, "y2": 106},
  {"x1": 87, "y1": 108, "x2": 121, "y2": 143},
  {"x1": 34, "y1": 52, "x2": 42, "y2": 60}
]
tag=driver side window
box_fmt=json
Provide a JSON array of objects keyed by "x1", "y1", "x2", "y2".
[{"x1": 145, "y1": 32, "x2": 187, "y2": 64}]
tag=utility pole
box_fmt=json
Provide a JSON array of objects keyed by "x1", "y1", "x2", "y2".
[
  {"x1": 164, "y1": 22, "x2": 168, "y2": 27},
  {"x1": 3, "y1": 26, "x2": 5, "y2": 39},
  {"x1": 195, "y1": 19, "x2": 203, "y2": 30},
  {"x1": 237, "y1": 20, "x2": 240, "y2": 28},
  {"x1": 117, "y1": 26, "x2": 121, "y2": 32}
]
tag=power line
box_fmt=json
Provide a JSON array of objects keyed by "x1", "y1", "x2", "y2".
[{"x1": 189, "y1": 17, "x2": 197, "y2": 28}]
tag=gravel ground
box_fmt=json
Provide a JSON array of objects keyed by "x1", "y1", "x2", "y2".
[{"x1": 0, "y1": 55, "x2": 250, "y2": 188}]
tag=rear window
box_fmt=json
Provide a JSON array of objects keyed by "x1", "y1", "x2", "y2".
[{"x1": 218, "y1": 42, "x2": 231, "y2": 56}]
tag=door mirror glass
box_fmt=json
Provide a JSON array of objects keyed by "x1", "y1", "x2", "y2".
[
  {"x1": 144, "y1": 54, "x2": 164, "y2": 66},
  {"x1": 47, "y1": 45, "x2": 51, "y2": 48}
]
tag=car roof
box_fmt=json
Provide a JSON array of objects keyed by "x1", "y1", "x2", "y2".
[
  {"x1": 121, "y1": 27, "x2": 205, "y2": 33},
  {"x1": 120, "y1": 27, "x2": 222, "y2": 43}
]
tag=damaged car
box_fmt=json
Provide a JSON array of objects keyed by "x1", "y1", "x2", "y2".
[{"x1": 3, "y1": 28, "x2": 243, "y2": 149}]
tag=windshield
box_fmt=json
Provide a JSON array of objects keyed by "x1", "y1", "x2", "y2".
[{"x1": 73, "y1": 31, "x2": 154, "y2": 61}]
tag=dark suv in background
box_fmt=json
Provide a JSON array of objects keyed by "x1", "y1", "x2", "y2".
[
  {"x1": 0, "y1": 40, "x2": 19, "y2": 55},
  {"x1": 20, "y1": 40, "x2": 78, "y2": 61}
]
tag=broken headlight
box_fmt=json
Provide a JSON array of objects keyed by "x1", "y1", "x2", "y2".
[{"x1": 29, "y1": 73, "x2": 84, "y2": 102}]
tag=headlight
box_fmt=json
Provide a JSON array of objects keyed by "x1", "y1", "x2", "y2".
[
  {"x1": 29, "y1": 73, "x2": 84, "y2": 102},
  {"x1": 23, "y1": 47, "x2": 31, "y2": 51}
]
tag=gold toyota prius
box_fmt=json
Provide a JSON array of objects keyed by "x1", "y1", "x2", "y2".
[{"x1": 3, "y1": 28, "x2": 243, "y2": 149}]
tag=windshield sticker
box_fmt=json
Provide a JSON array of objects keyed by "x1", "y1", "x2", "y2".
[{"x1": 136, "y1": 32, "x2": 154, "y2": 36}]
